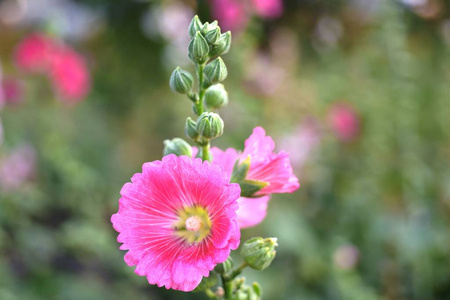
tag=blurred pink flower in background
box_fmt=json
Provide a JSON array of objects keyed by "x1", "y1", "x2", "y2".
[
  {"x1": 0, "y1": 144, "x2": 36, "y2": 192},
  {"x1": 14, "y1": 33, "x2": 57, "y2": 73},
  {"x1": 333, "y1": 244, "x2": 360, "y2": 270},
  {"x1": 49, "y1": 47, "x2": 90, "y2": 102},
  {"x1": 2, "y1": 78, "x2": 24, "y2": 105},
  {"x1": 211, "y1": 0, "x2": 249, "y2": 32},
  {"x1": 252, "y1": 0, "x2": 283, "y2": 19},
  {"x1": 328, "y1": 102, "x2": 360, "y2": 142},
  {"x1": 211, "y1": 0, "x2": 283, "y2": 32},
  {"x1": 280, "y1": 118, "x2": 322, "y2": 169},
  {"x1": 14, "y1": 32, "x2": 90, "y2": 103}
]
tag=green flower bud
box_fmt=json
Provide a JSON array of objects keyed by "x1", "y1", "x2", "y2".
[
  {"x1": 209, "y1": 31, "x2": 232, "y2": 58},
  {"x1": 204, "y1": 57, "x2": 228, "y2": 83},
  {"x1": 205, "y1": 27, "x2": 221, "y2": 45},
  {"x1": 188, "y1": 31, "x2": 210, "y2": 64},
  {"x1": 214, "y1": 256, "x2": 233, "y2": 274},
  {"x1": 185, "y1": 117, "x2": 199, "y2": 141},
  {"x1": 196, "y1": 112, "x2": 224, "y2": 139},
  {"x1": 188, "y1": 15, "x2": 203, "y2": 38},
  {"x1": 193, "y1": 273, "x2": 218, "y2": 292},
  {"x1": 204, "y1": 84, "x2": 228, "y2": 109},
  {"x1": 201, "y1": 20, "x2": 218, "y2": 35},
  {"x1": 163, "y1": 138, "x2": 192, "y2": 157},
  {"x1": 169, "y1": 67, "x2": 193, "y2": 94},
  {"x1": 241, "y1": 237, "x2": 278, "y2": 271}
]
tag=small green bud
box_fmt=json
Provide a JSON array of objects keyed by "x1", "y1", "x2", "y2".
[
  {"x1": 214, "y1": 256, "x2": 234, "y2": 274},
  {"x1": 204, "y1": 57, "x2": 228, "y2": 83},
  {"x1": 193, "y1": 273, "x2": 218, "y2": 292},
  {"x1": 196, "y1": 112, "x2": 224, "y2": 139},
  {"x1": 204, "y1": 84, "x2": 228, "y2": 109},
  {"x1": 205, "y1": 27, "x2": 221, "y2": 45},
  {"x1": 163, "y1": 138, "x2": 192, "y2": 157},
  {"x1": 169, "y1": 67, "x2": 193, "y2": 94},
  {"x1": 188, "y1": 15, "x2": 203, "y2": 38},
  {"x1": 201, "y1": 20, "x2": 218, "y2": 35},
  {"x1": 188, "y1": 31, "x2": 210, "y2": 64},
  {"x1": 209, "y1": 31, "x2": 232, "y2": 58},
  {"x1": 185, "y1": 117, "x2": 199, "y2": 141},
  {"x1": 241, "y1": 237, "x2": 278, "y2": 271}
]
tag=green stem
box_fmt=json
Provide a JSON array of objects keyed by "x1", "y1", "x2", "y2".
[
  {"x1": 229, "y1": 262, "x2": 248, "y2": 279},
  {"x1": 205, "y1": 288, "x2": 217, "y2": 299},
  {"x1": 195, "y1": 63, "x2": 206, "y2": 116},
  {"x1": 221, "y1": 274, "x2": 233, "y2": 300},
  {"x1": 201, "y1": 143, "x2": 211, "y2": 162},
  {"x1": 196, "y1": 62, "x2": 212, "y2": 161}
]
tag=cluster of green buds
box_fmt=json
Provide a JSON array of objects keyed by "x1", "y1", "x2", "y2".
[
  {"x1": 192, "y1": 238, "x2": 277, "y2": 299},
  {"x1": 166, "y1": 15, "x2": 232, "y2": 162}
]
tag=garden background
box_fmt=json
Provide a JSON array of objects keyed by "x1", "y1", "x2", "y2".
[{"x1": 1, "y1": 0, "x2": 450, "y2": 299}]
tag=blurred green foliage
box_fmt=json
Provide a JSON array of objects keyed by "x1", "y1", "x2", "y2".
[{"x1": 1, "y1": 0, "x2": 450, "y2": 299}]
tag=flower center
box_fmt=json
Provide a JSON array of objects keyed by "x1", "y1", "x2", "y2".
[
  {"x1": 185, "y1": 215, "x2": 202, "y2": 231},
  {"x1": 174, "y1": 206, "x2": 211, "y2": 244}
]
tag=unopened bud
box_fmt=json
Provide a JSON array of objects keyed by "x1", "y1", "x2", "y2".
[
  {"x1": 204, "y1": 57, "x2": 228, "y2": 83},
  {"x1": 214, "y1": 256, "x2": 233, "y2": 274},
  {"x1": 169, "y1": 67, "x2": 193, "y2": 94},
  {"x1": 185, "y1": 117, "x2": 199, "y2": 140},
  {"x1": 188, "y1": 15, "x2": 203, "y2": 38},
  {"x1": 204, "y1": 84, "x2": 228, "y2": 109},
  {"x1": 188, "y1": 32, "x2": 210, "y2": 64},
  {"x1": 205, "y1": 27, "x2": 221, "y2": 45},
  {"x1": 209, "y1": 31, "x2": 231, "y2": 58},
  {"x1": 201, "y1": 21, "x2": 218, "y2": 35},
  {"x1": 241, "y1": 237, "x2": 278, "y2": 271},
  {"x1": 196, "y1": 112, "x2": 224, "y2": 139},
  {"x1": 163, "y1": 138, "x2": 192, "y2": 157}
]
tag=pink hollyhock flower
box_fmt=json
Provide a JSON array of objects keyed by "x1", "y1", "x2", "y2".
[
  {"x1": 111, "y1": 155, "x2": 240, "y2": 292},
  {"x1": 252, "y1": 0, "x2": 283, "y2": 19},
  {"x1": 241, "y1": 127, "x2": 299, "y2": 195},
  {"x1": 14, "y1": 33, "x2": 57, "y2": 73},
  {"x1": 49, "y1": 47, "x2": 90, "y2": 102},
  {"x1": 0, "y1": 144, "x2": 36, "y2": 192},
  {"x1": 211, "y1": 0, "x2": 249, "y2": 32},
  {"x1": 328, "y1": 103, "x2": 360, "y2": 142}
]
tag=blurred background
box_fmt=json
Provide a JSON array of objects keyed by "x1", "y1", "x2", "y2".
[{"x1": 0, "y1": 0, "x2": 449, "y2": 299}]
